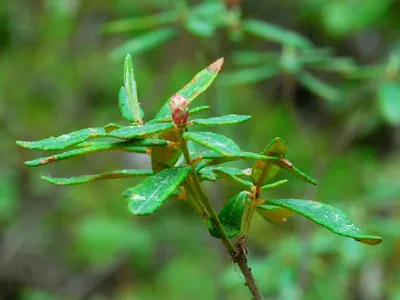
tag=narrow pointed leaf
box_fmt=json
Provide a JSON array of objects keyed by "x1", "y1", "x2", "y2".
[
  {"x1": 16, "y1": 127, "x2": 108, "y2": 151},
  {"x1": 111, "y1": 27, "x2": 177, "y2": 59},
  {"x1": 208, "y1": 191, "x2": 249, "y2": 238},
  {"x1": 151, "y1": 128, "x2": 182, "y2": 173},
  {"x1": 218, "y1": 66, "x2": 279, "y2": 86},
  {"x1": 123, "y1": 167, "x2": 192, "y2": 216},
  {"x1": 108, "y1": 123, "x2": 174, "y2": 139},
  {"x1": 150, "y1": 105, "x2": 210, "y2": 123},
  {"x1": 42, "y1": 169, "x2": 153, "y2": 186},
  {"x1": 123, "y1": 54, "x2": 142, "y2": 123},
  {"x1": 252, "y1": 137, "x2": 287, "y2": 186},
  {"x1": 183, "y1": 132, "x2": 241, "y2": 156},
  {"x1": 118, "y1": 87, "x2": 135, "y2": 122},
  {"x1": 212, "y1": 169, "x2": 253, "y2": 187},
  {"x1": 23, "y1": 140, "x2": 161, "y2": 167},
  {"x1": 155, "y1": 58, "x2": 224, "y2": 120},
  {"x1": 297, "y1": 71, "x2": 340, "y2": 103},
  {"x1": 200, "y1": 151, "x2": 279, "y2": 166},
  {"x1": 267, "y1": 199, "x2": 383, "y2": 245},
  {"x1": 377, "y1": 81, "x2": 400, "y2": 126},
  {"x1": 104, "y1": 123, "x2": 122, "y2": 133},
  {"x1": 256, "y1": 205, "x2": 293, "y2": 223},
  {"x1": 192, "y1": 114, "x2": 251, "y2": 126},
  {"x1": 243, "y1": 19, "x2": 312, "y2": 49},
  {"x1": 203, "y1": 166, "x2": 251, "y2": 178},
  {"x1": 276, "y1": 158, "x2": 317, "y2": 185},
  {"x1": 261, "y1": 179, "x2": 288, "y2": 190}
]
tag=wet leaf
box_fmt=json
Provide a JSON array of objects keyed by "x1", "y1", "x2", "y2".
[
  {"x1": 108, "y1": 123, "x2": 174, "y2": 139},
  {"x1": 208, "y1": 191, "x2": 249, "y2": 238},
  {"x1": 111, "y1": 27, "x2": 178, "y2": 59},
  {"x1": 23, "y1": 140, "x2": 163, "y2": 167},
  {"x1": 42, "y1": 169, "x2": 153, "y2": 186},
  {"x1": 122, "y1": 54, "x2": 142, "y2": 123},
  {"x1": 377, "y1": 81, "x2": 400, "y2": 126},
  {"x1": 123, "y1": 167, "x2": 192, "y2": 215},
  {"x1": 256, "y1": 204, "x2": 293, "y2": 224},
  {"x1": 16, "y1": 127, "x2": 108, "y2": 151},
  {"x1": 276, "y1": 158, "x2": 317, "y2": 185},
  {"x1": 251, "y1": 137, "x2": 287, "y2": 186},
  {"x1": 155, "y1": 58, "x2": 224, "y2": 120},
  {"x1": 183, "y1": 132, "x2": 241, "y2": 156},
  {"x1": 191, "y1": 114, "x2": 251, "y2": 126},
  {"x1": 243, "y1": 19, "x2": 312, "y2": 49},
  {"x1": 267, "y1": 199, "x2": 383, "y2": 245}
]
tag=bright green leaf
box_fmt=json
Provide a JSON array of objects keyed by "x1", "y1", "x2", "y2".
[
  {"x1": 183, "y1": 131, "x2": 241, "y2": 156},
  {"x1": 267, "y1": 199, "x2": 383, "y2": 245},
  {"x1": 242, "y1": 19, "x2": 312, "y2": 49},
  {"x1": 252, "y1": 137, "x2": 287, "y2": 186},
  {"x1": 42, "y1": 169, "x2": 153, "y2": 186},
  {"x1": 377, "y1": 81, "x2": 400, "y2": 125},
  {"x1": 212, "y1": 169, "x2": 253, "y2": 187},
  {"x1": 150, "y1": 105, "x2": 210, "y2": 123},
  {"x1": 256, "y1": 204, "x2": 293, "y2": 223},
  {"x1": 208, "y1": 191, "x2": 249, "y2": 238},
  {"x1": 123, "y1": 54, "x2": 143, "y2": 123},
  {"x1": 191, "y1": 114, "x2": 251, "y2": 126},
  {"x1": 104, "y1": 123, "x2": 122, "y2": 133},
  {"x1": 108, "y1": 123, "x2": 174, "y2": 139},
  {"x1": 276, "y1": 158, "x2": 317, "y2": 185},
  {"x1": 261, "y1": 179, "x2": 288, "y2": 190},
  {"x1": 111, "y1": 27, "x2": 178, "y2": 59},
  {"x1": 155, "y1": 58, "x2": 224, "y2": 119},
  {"x1": 185, "y1": 18, "x2": 216, "y2": 38},
  {"x1": 16, "y1": 127, "x2": 108, "y2": 151},
  {"x1": 124, "y1": 167, "x2": 192, "y2": 215}
]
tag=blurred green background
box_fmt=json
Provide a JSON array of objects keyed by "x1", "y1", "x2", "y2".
[{"x1": 1, "y1": 0, "x2": 400, "y2": 299}]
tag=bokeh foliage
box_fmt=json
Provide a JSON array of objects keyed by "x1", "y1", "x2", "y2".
[{"x1": 2, "y1": 0, "x2": 400, "y2": 299}]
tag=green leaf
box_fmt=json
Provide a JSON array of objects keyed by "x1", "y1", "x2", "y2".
[
  {"x1": 123, "y1": 54, "x2": 143, "y2": 123},
  {"x1": 242, "y1": 19, "x2": 312, "y2": 49},
  {"x1": 251, "y1": 137, "x2": 287, "y2": 186},
  {"x1": 23, "y1": 140, "x2": 162, "y2": 167},
  {"x1": 297, "y1": 71, "x2": 340, "y2": 103},
  {"x1": 218, "y1": 66, "x2": 279, "y2": 86},
  {"x1": 124, "y1": 167, "x2": 192, "y2": 216},
  {"x1": 200, "y1": 151, "x2": 279, "y2": 166},
  {"x1": 261, "y1": 179, "x2": 288, "y2": 190},
  {"x1": 276, "y1": 158, "x2": 317, "y2": 186},
  {"x1": 111, "y1": 27, "x2": 178, "y2": 59},
  {"x1": 208, "y1": 191, "x2": 249, "y2": 238},
  {"x1": 267, "y1": 199, "x2": 383, "y2": 245},
  {"x1": 212, "y1": 169, "x2": 253, "y2": 187},
  {"x1": 104, "y1": 123, "x2": 122, "y2": 133},
  {"x1": 185, "y1": 17, "x2": 216, "y2": 38},
  {"x1": 183, "y1": 132, "x2": 241, "y2": 156},
  {"x1": 42, "y1": 169, "x2": 153, "y2": 186},
  {"x1": 151, "y1": 128, "x2": 182, "y2": 173},
  {"x1": 191, "y1": 114, "x2": 251, "y2": 126},
  {"x1": 377, "y1": 81, "x2": 400, "y2": 126},
  {"x1": 256, "y1": 205, "x2": 293, "y2": 223},
  {"x1": 232, "y1": 50, "x2": 278, "y2": 66},
  {"x1": 102, "y1": 11, "x2": 179, "y2": 34},
  {"x1": 16, "y1": 127, "x2": 108, "y2": 151},
  {"x1": 205, "y1": 166, "x2": 251, "y2": 178},
  {"x1": 155, "y1": 58, "x2": 224, "y2": 120},
  {"x1": 150, "y1": 105, "x2": 210, "y2": 123},
  {"x1": 108, "y1": 123, "x2": 174, "y2": 139}
]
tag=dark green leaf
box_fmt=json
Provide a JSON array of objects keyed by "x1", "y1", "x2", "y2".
[
  {"x1": 111, "y1": 27, "x2": 178, "y2": 59},
  {"x1": 276, "y1": 158, "x2": 317, "y2": 185},
  {"x1": 377, "y1": 81, "x2": 400, "y2": 126},
  {"x1": 191, "y1": 114, "x2": 251, "y2": 126},
  {"x1": 124, "y1": 167, "x2": 192, "y2": 215},
  {"x1": 183, "y1": 132, "x2": 241, "y2": 156},
  {"x1": 16, "y1": 127, "x2": 108, "y2": 151},
  {"x1": 297, "y1": 71, "x2": 340, "y2": 103},
  {"x1": 267, "y1": 199, "x2": 383, "y2": 245},
  {"x1": 42, "y1": 169, "x2": 153, "y2": 186},
  {"x1": 201, "y1": 151, "x2": 279, "y2": 166},
  {"x1": 251, "y1": 137, "x2": 287, "y2": 186},
  {"x1": 155, "y1": 58, "x2": 224, "y2": 120},
  {"x1": 108, "y1": 123, "x2": 174, "y2": 139},
  {"x1": 23, "y1": 140, "x2": 161, "y2": 167},
  {"x1": 102, "y1": 11, "x2": 179, "y2": 34},
  {"x1": 242, "y1": 19, "x2": 312, "y2": 49},
  {"x1": 212, "y1": 169, "x2": 253, "y2": 187},
  {"x1": 208, "y1": 191, "x2": 249, "y2": 238},
  {"x1": 256, "y1": 204, "x2": 293, "y2": 223},
  {"x1": 218, "y1": 66, "x2": 279, "y2": 86}
]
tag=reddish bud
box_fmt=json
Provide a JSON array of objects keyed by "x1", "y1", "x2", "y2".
[{"x1": 170, "y1": 94, "x2": 188, "y2": 126}]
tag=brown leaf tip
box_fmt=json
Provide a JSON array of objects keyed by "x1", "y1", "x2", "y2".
[{"x1": 207, "y1": 57, "x2": 224, "y2": 73}]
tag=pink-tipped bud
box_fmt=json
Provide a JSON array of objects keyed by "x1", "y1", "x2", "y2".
[{"x1": 170, "y1": 94, "x2": 188, "y2": 126}]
